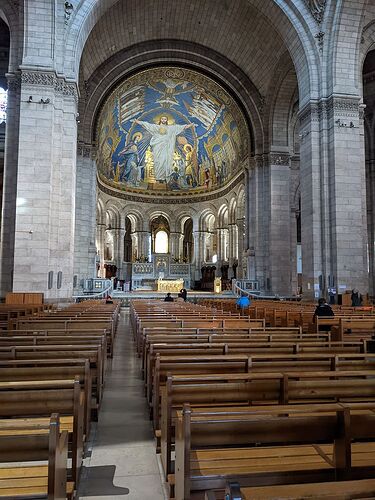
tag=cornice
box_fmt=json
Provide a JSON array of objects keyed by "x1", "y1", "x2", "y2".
[
  {"x1": 97, "y1": 170, "x2": 245, "y2": 205},
  {"x1": 16, "y1": 69, "x2": 79, "y2": 101}
]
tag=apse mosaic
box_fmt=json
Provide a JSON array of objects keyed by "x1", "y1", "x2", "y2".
[{"x1": 96, "y1": 67, "x2": 248, "y2": 195}]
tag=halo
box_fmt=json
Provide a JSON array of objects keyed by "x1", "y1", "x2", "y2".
[
  {"x1": 153, "y1": 113, "x2": 175, "y2": 125},
  {"x1": 132, "y1": 132, "x2": 143, "y2": 141},
  {"x1": 183, "y1": 144, "x2": 193, "y2": 153}
]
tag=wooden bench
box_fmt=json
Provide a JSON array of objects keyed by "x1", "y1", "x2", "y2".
[
  {"x1": 0, "y1": 359, "x2": 92, "y2": 437},
  {"x1": 0, "y1": 344, "x2": 105, "y2": 409},
  {"x1": 0, "y1": 413, "x2": 69, "y2": 499},
  {"x1": 161, "y1": 370, "x2": 375, "y2": 480},
  {"x1": 145, "y1": 340, "x2": 368, "y2": 407},
  {"x1": 0, "y1": 378, "x2": 84, "y2": 486},
  {"x1": 217, "y1": 478, "x2": 375, "y2": 499},
  {"x1": 174, "y1": 403, "x2": 375, "y2": 499}
]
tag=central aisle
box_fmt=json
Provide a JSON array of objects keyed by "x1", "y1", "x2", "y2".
[{"x1": 79, "y1": 309, "x2": 167, "y2": 499}]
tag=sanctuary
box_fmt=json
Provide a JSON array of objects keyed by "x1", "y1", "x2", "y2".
[{"x1": 0, "y1": 0, "x2": 373, "y2": 302}]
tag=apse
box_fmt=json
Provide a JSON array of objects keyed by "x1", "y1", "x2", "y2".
[{"x1": 96, "y1": 66, "x2": 248, "y2": 200}]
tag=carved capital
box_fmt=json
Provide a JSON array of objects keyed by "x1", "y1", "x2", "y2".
[
  {"x1": 77, "y1": 143, "x2": 97, "y2": 160},
  {"x1": 20, "y1": 70, "x2": 78, "y2": 102},
  {"x1": 269, "y1": 153, "x2": 290, "y2": 166},
  {"x1": 6, "y1": 73, "x2": 21, "y2": 92}
]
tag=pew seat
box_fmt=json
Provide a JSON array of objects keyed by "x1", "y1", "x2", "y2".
[
  {"x1": 0, "y1": 414, "x2": 71, "y2": 499},
  {"x1": 218, "y1": 478, "x2": 375, "y2": 500},
  {"x1": 174, "y1": 405, "x2": 375, "y2": 499}
]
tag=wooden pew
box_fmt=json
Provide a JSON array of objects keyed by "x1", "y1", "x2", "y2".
[
  {"x1": 0, "y1": 344, "x2": 105, "y2": 409},
  {"x1": 161, "y1": 370, "x2": 375, "y2": 480},
  {"x1": 145, "y1": 340, "x2": 368, "y2": 407},
  {"x1": 0, "y1": 378, "x2": 84, "y2": 486},
  {"x1": 0, "y1": 413, "x2": 69, "y2": 499},
  {"x1": 174, "y1": 404, "x2": 375, "y2": 499},
  {"x1": 0, "y1": 359, "x2": 92, "y2": 437},
  {"x1": 14, "y1": 319, "x2": 115, "y2": 357},
  {"x1": 219, "y1": 478, "x2": 375, "y2": 500}
]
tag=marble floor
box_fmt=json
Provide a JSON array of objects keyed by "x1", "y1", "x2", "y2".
[{"x1": 78, "y1": 309, "x2": 168, "y2": 500}]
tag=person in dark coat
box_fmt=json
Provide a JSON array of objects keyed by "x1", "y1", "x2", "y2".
[
  {"x1": 179, "y1": 288, "x2": 187, "y2": 301},
  {"x1": 351, "y1": 289, "x2": 363, "y2": 307},
  {"x1": 313, "y1": 297, "x2": 334, "y2": 331},
  {"x1": 164, "y1": 293, "x2": 174, "y2": 302}
]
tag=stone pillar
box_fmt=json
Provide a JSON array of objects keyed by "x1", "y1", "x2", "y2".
[
  {"x1": 327, "y1": 97, "x2": 368, "y2": 295},
  {"x1": 228, "y1": 223, "x2": 238, "y2": 266},
  {"x1": 216, "y1": 228, "x2": 225, "y2": 274},
  {"x1": 192, "y1": 230, "x2": 205, "y2": 280},
  {"x1": 268, "y1": 152, "x2": 292, "y2": 296},
  {"x1": 169, "y1": 231, "x2": 183, "y2": 260},
  {"x1": 248, "y1": 157, "x2": 265, "y2": 285},
  {"x1": 299, "y1": 96, "x2": 368, "y2": 300},
  {"x1": 0, "y1": 73, "x2": 21, "y2": 297},
  {"x1": 113, "y1": 225, "x2": 125, "y2": 279},
  {"x1": 236, "y1": 217, "x2": 245, "y2": 279},
  {"x1": 96, "y1": 223, "x2": 106, "y2": 278},
  {"x1": 73, "y1": 145, "x2": 97, "y2": 289},
  {"x1": 11, "y1": 70, "x2": 78, "y2": 300},
  {"x1": 135, "y1": 231, "x2": 151, "y2": 260},
  {"x1": 366, "y1": 157, "x2": 375, "y2": 296}
]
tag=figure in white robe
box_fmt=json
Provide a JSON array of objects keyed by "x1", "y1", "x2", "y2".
[{"x1": 135, "y1": 116, "x2": 194, "y2": 181}]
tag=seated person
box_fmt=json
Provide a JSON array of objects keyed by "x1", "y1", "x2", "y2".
[
  {"x1": 313, "y1": 297, "x2": 334, "y2": 331},
  {"x1": 236, "y1": 294, "x2": 251, "y2": 315},
  {"x1": 164, "y1": 292, "x2": 174, "y2": 302}
]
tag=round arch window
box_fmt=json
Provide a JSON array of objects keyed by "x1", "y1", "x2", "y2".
[{"x1": 155, "y1": 230, "x2": 169, "y2": 254}]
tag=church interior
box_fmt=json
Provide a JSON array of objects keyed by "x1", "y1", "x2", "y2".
[{"x1": 2, "y1": 0, "x2": 375, "y2": 499}]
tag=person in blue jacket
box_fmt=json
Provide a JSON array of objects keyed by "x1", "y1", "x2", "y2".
[{"x1": 236, "y1": 294, "x2": 251, "y2": 315}]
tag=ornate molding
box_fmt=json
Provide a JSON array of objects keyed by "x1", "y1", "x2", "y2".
[
  {"x1": 97, "y1": 171, "x2": 245, "y2": 205},
  {"x1": 6, "y1": 73, "x2": 21, "y2": 92},
  {"x1": 269, "y1": 153, "x2": 290, "y2": 166},
  {"x1": 77, "y1": 143, "x2": 97, "y2": 160},
  {"x1": 305, "y1": 0, "x2": 327, "y2": 24},
  {"x1": 20, "y1": 70, "x2": 78, "y2": 101},
  {"x1": 298, "y1": 96, "x2": 362, "y2": 126}
]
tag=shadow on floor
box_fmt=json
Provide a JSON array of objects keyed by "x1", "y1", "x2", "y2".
[{"x1": 79, "y1": 466, "x2": 130, "y2": 496}]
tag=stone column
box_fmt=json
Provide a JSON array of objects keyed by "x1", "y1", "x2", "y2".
[
  {"x1": 216, "y1": 228, "x2": 225, "y2": 274},
  {"x1": 327, "y1": 97, "x2": 368, "y2": 295},
  {"x1": 192, "y1": 230, "x2": 205, "y2": 280},
  {"x1": 299, "y1": 96, "x2": 368, "y2": 300},
  {"x1": 112, "y1": 223, "x2": 125, "y2": 279},
  {"x1": 135, "y1": 231, "x2": 151, "y2": 260},
  {"x1": 11, "y1": 70, "x2": 78, "y2": 300},
  {"x1": 366, "y1": 156, "x2": 375, "y2": 296},
  {"x1": 169, "y1": 231, "x2": 183, "y2": 260},
  {"x1": 73, "y1": 145, "x2": 97, "y2": 289},
  {"x1": 96, "y1": 223, "x2": 106, "y2": 278},
  {"x1": 236, "y1": 217, "x2": 245, "y2": 279},
  {"x1": 0, "y1": 73, "x2": 21, "y2": 297},
  {"x1": 228, "y1": 223, "x2": 238, "y2": 266},
  {"x1": 268, "y1": 152, "x2": 292, "y2": 296}
]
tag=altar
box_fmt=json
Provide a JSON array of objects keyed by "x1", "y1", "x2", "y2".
[
  {"x1": 131, "y1": 254, "x2": 191, "y2": 290},
  {"x1": 157, "y1": 278, "x2": 184, "y2": 293}
]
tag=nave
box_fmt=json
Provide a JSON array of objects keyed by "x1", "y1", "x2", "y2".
[{"x1": 78, "y1": 309, "x2": 167, "y2": 500}]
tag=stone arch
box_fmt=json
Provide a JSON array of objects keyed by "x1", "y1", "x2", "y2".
[
  {"x1": 0, "y1": 0, "x2": 23, "y2": 72},
  {"x1": 359, "y1": 20, "x2": 375, "y2": 93},
  {"x1": 67, "y1": 0, "x2": 319, "y2": 107},
  {"x1": 217, "y1": 203, "x2": 229, "y2": 228},
  {"x1": 330, "y1": 0, "x2": 369, "y2": 95},
  {"x1": 228, "y1": 195, "x2": 238, "y2": 225},
  {"x1": 79, "y1": 41, "x2": 259, "y2": 154}
]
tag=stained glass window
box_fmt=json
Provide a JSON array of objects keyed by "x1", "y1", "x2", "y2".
[{"x1": 0, "y1": 88, "x2": 7, "y2": 124}]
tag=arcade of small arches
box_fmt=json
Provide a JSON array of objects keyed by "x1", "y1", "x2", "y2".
[{"x1": 95, "y1": 186, "x2": 248, "y2": 291}]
